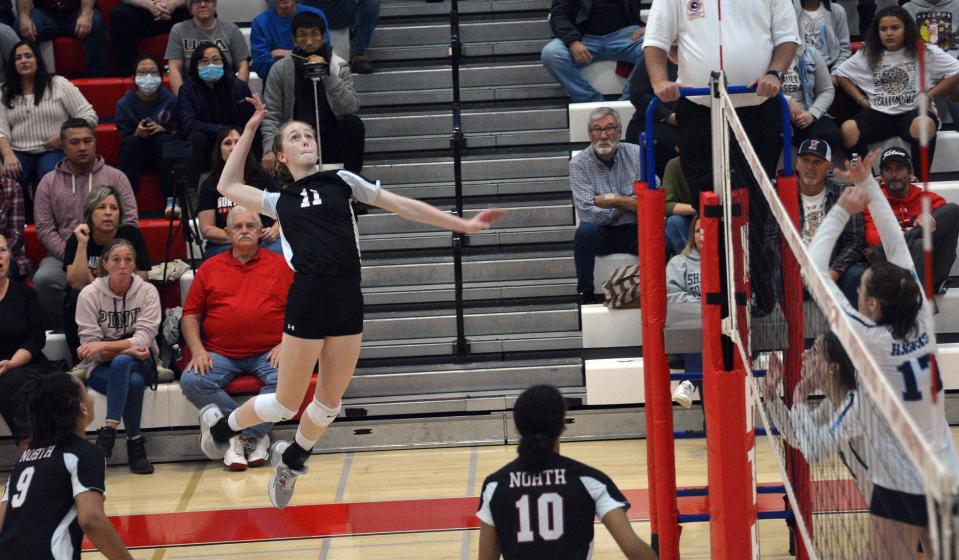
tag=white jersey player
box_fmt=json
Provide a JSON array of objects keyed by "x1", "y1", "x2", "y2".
[{"x1": 809, "y1": 150, "x2": 959, "y2": 557}]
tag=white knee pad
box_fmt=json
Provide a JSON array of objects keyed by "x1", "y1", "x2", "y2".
[
  {"x1": 304, "y1": 399, "x2": 341, "y2": 428},
  {"x1": 253, "y1": 393, "x2": 298, "y2": 423}
]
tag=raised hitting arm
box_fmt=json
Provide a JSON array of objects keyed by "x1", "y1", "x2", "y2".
[{"x1": 216, "y1": 95, "x2": 268, "y2": 214}]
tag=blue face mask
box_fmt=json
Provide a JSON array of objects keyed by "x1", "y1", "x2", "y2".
[
  {"x1": 134, "y1": 74, "x2": 162, "y2": 95},
  {"x1": 198, "y1": 63, "x2": 224, "y2": 83}
]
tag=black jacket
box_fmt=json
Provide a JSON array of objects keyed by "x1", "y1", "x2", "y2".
[{"x1": 549, "y1": 0, "x2": 644, "y2": 46}]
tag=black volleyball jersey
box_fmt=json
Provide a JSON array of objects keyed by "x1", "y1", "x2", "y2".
[
  {"x1": 476, "y1": 454, "x2": 630, "y2": 560},
  {"x1": 0, "y1": 435, "x2": 106, "y2": 560},
  {"x1": 261, "y1": 169, "x2": 381, "y2": 277}
]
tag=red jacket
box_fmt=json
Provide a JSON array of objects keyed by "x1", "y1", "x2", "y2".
[
  {"x1": 183, "y1": 248, "x2": 294, "y2": 358},
  {"x1": 863, "y1": 183, "x2": 946, "y2": 247}
]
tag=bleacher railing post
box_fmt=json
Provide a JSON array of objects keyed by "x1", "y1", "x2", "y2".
[{"x1": 449, "y1": 0, "x2": 468, "y2": 355}]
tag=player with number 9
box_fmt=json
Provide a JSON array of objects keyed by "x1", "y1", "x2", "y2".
[
  {"x1": 809, "y1": 149, "x2": 959, "y2": 556},
  {"x1": 476, "y1": 385, "x2": 656, "y2": 559},
  {"x1": 0, "y1": 372, "x2": 133, "y2": 559}
]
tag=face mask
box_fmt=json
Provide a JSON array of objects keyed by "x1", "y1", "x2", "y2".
[
  {"x1": 198, "y1": 63, "x2": 224, "y2": 83},
  {"x1": 135, "y1": 74, "x2": 162, "y2": 94}
]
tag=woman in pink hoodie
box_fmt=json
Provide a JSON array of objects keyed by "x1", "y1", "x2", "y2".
[{"x1": 75, "y1": 238, "x2": 160, "y2": 475}]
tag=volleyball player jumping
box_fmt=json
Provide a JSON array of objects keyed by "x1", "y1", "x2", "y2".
[
  {"x1": 200, "y1": 94, "x2": 506, "y2": 508},
  {"x1": 810, "y1": 150, "x2": 959, "y2": 556}
]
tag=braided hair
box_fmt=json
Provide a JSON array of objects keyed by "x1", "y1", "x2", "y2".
[
  {"x1": 19, "y1": 371, "x2": 85, "y2": 447},
  {"x1": 864, "y1": 261, "x2": 923, "y2": 341},
  {"x1": 513, "y1": 385, "x2": 567, "y2": 471}
]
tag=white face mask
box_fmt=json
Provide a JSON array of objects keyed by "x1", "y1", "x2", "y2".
[{"x1": 135, "y1": 73, "x2": 162, "y2": 95}]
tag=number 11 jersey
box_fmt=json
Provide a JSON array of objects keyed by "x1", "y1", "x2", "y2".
[{"x1": 476, "y1": 454, "x2": 630, "y2": 559}]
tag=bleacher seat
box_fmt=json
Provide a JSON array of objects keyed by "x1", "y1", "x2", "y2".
[
  {"x1": 585, "y1": 357, "x2": 686, "y2": 405},
  {"x1": 23, "y1": 218, "x2": 186, "y2": 267},
  {"x1": 42, "y1": 331, "x2": 72, "y2": 366},
  {"x1": 95, "y1": 123, "x2": 121, "y2": 165},
  {"x1": 580, "y1": 62, "x2": 628, "y2": 98},
  {"x1": 581, "y1": 303, "x2": 642, "y2": 348},
  {"x1": 52, "y1": 37, "x2": 85, "y2": 77},
  {"x1": 136, "y1": 174, "x2": 167, "y2": 214},
  {"x1": 216, "y1": 0, "x2": 268, "y2": 24},
  {"x1": 136, "y1": 34, "x2": 170, "y2": 71},
  {"x1": 75, "y1": 78, "x2": 127, "y2": 119}
]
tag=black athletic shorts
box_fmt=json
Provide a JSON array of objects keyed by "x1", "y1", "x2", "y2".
[
  {"x1": 851, "y1": 108, "x2": 939, "y2": 146},
  {"x1": 283, "y1": 273, "x2": 364, "y2": 339},
  {"x1": 870, "y1": 483, "x2": 929, "y2": 527}
]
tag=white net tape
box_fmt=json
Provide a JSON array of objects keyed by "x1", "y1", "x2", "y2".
[{"x1": 712, "y1": 78, "x2": 959, "y2": 557}]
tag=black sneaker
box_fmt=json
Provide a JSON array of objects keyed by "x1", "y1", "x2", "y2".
[
  {"x1": 578, "y1": 292, "x2": 604, "y2": 305},
  {"x1": 95, "y1": 426, "x2": 116, "y2": 459},
  {"x1": 350, "y1": 53, "x2": 374, "y2": 74},
  {"x1": 126, "y1": 437, "x2": 154, "y2": 475}
]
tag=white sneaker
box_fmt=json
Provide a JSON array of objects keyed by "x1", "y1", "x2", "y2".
[
  {"x1": 672, "y1": 380, "x2": 695, "y2": 409},
  {"x1": 245, "y1": 434, "x2": 271, "y2": 468},
  {"x1": 224, "y1": 436, "x2": 248, "y2": 471},
  {"x1": 268, "y1": 441, "x2": 308, "y2": 509},
  {"x1": 198, "y1": 404, "x2": 229, "y2": 460}
]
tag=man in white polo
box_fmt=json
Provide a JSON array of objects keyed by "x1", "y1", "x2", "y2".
[{"x1": 643, "y1": 0, "x2": 799, "y2": 316}]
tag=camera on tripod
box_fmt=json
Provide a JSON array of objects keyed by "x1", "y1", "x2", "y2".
[{"x1": 302, "y1": 60, "x2": 330, "y2": 79}]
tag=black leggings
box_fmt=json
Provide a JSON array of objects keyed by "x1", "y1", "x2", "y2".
[{"x1": 845, "y1": 108, "x2": 938, "y2": 171}]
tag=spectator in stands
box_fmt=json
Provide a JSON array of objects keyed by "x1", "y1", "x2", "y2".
[
  {"x1": 165, "y1": 0, "x2": 250, "y2": 95},
  {"x1": 541, "y1": 0, "x2": 646, "y2": 102},
  {"x1": 570, "y1": 106, "x2": 642, "y2": 304},
  {"x1": 864, "y1": 147, "x2": 959, "y2": 292},
  {"x1": 904, "y1": 0, "x2": 959, "y2": 125},
  {"x1": 15, "y1": 0, "x2": 108, "y2": 77},
  {"x1": 116, "y1": 55, "x2": 177, "y2": 194},
  {"x1": 76, "y1": 238, "x2": 160, "y2": 474},
  {"x1": 177, "y1": 42, "x2": 256, "y2": 177},
  {"x1": 644, "y1": 0, "x2": 799, "y2": 317},
  {"x1": 301, "y1": 0, "x2": 378, "y2": 74},
  {"x1": 784, "y1": 44, "x2": 841, "y2": 157},
  {"x1": 251, "y1": 0, "x2": 329, "y2": 81},
  {"x1": 198, "y1": 127, "x2": 280, "y2": 258},
  {"x1": 33, "y1": 118, "x2": 138, "y2": 330},
  {"x1": 0, "y1": 232, "x2": 52, "y2": 452},
  {"x1": 796, "y1": 0, "x2": 851, "y2": 72},
  {"x1": 63, "y1": 186, "x2": 150, "y2": 356},
  {"x1": 625, "y1": 58, "x2": 678, "y2": 179},
  {"x1": 666, "y1": 216, "x2": 701, "y2": 409},
  {"x1": 0, "y1": 41, "x2": 97, "y2": 199},
  {"x1": 0, "y1": 24, "x2": 18, "y2": 77},
  {"x1": 835, "y1": 7, "x2": 959, "y2": 169},
  {"x1": 662, "y1": 156, "x2": 695, "y2": 259},
  {"x1": 262, "y1": 11, "x2": 363, "y2": 175},
  {"x1": 110, "y1": 0, "x2": 190, "y2": 76},
  {"x1": 795, "y1": 138, "x2": 867, "y2": 303},
  {"x1": 0, "y1": 176, "x2": 29, "y2": 278},
  {"x1": 179, "y1": 206, "x2": 293, "y2": 471}
]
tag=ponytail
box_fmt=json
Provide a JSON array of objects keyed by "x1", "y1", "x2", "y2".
[{"x1": 513, "y1": 385, "x2": 566, "y2": 471}]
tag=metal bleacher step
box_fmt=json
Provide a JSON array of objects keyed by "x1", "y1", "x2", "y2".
[
  {"x1": 364, "y1": 150, "x2": 570, "y2": 185},
  {"x1": 361, "y1": 249, "x2": 574, "y2": 287},
  {"x1": 380, "y1": 0, "x2": 551, "y2": 18},
  {"x1": 361, "y1": 302, "x2": 580, "y2": 341},
  {"x1": 361, "y1": 277, "x2": 577, "y2": 306},
  {"x1": 360, "y1": 329, "x2": 582, "y2": 359},
  {"x1": 355, "y1": 61, "x2": 562, "y2": 106},
  {"x1": 375, "y1": 175, "x2": 570, "y2": 199},
  {"x1": 360, "y1": 223, "x2": 576, "y2": 252},
  {"x1": 367, "y1": 18, "x2": 550, "y2": 61},
  {"x1": 337, "y1": 385, "x2": 586, "y2": 417},
  {"x1": 347, "y1": 356, "x2": 583, "y2": 398},
  {"x1": 358, "y1": 197, "x2": 573, "y2": 234}
]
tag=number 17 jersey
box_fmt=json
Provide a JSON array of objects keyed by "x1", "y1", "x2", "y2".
[{"x1": 476, "y1": 454, "x2": 630, "y2": 560}]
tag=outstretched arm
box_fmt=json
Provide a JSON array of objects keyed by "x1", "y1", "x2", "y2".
[
  {"x1": 217, "y1": 95, "x2": 269, "y2": 214},
  {"x1": 372, "y1": 189, "x2": 506, "y2": 234}
]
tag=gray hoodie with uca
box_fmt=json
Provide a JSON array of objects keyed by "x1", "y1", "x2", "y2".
[
  {"x1": 666, "y1": 251, "x2": 701, "y2": 304},
  {"x1": 75, "y1": 274, "x2": 161, "y2": 374},
  {"x1": 904, "y1": 0, "x2": 959, "y2": 57}
]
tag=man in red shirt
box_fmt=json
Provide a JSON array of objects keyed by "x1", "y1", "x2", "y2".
[
  {"x1": 864, "y1": 147, "x2": 959, "y2": 292},
  {"x1": 179, "y1": 207, "x2": 294, "y2": 471}
]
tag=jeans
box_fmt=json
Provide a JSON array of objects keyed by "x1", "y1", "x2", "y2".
[
  {"x1": 541, "y1": 26, "x2": 645, "y2": 102},
  {"x1": 32, "y1": 256, "x2": 66, "y2": 329},
  {"x1": 179, "y1": 350, "x2": 279, "y2": 439},
  {"x1": 108, "y1": 3, "x2": 189, "y2": 75},
  {"x1": 665, "y1": 214, "x2": 692, "y2": 258},
  {"x1": 573, "y1": 221, "x2": 638, "y2": 294},
  {"x1": 30, "y1": 8, "x2": 107, "y2": 77},
  {"x1": 203, "y1": 238, "x2": 283, "y2": 260},
  {"x1": 87, "y1": 355, "x2": 151, "y2": 437},
  {"x1": 351, "y1": 0, "x2": 380, "y2": 54}
]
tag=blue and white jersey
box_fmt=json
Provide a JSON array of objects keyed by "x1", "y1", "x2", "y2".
[{"x1": 809, "y1": 175, "x2": 959, "y2": 493}]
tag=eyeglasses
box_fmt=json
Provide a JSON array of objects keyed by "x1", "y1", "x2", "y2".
[
  {"x1": 589, "y1": 125, "x2": 620, "y2": 136},
  {"x1": 193, "y1": 0, "x2": 215, "y2": 5},
  {"x1": 197, "y1": 57, "x2": 223, "y2": 67}
]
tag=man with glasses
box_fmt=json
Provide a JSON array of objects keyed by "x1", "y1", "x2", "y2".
[
  {"x1": 261, "y1": 10, "x2": 363, "y2": 175},
  {"x1": 570, "y1": 106, "x2": 643, "y2": 304},
  {"x1": 109, "y1": 0, "x2": 191, "y2": 75},
  {"x1": 179, "y1": 206, "x2": 293, "y2": 472},
  {"x1": 165, "y1": 0, "x2": 250, "y2": 94},
  {"x1": 250, "y1": 0, "x2": 329, "y2": 81}
]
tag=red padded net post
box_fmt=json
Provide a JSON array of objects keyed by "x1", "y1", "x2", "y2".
[
  {"x1": 636, "y1": 181, "x2": 680, "y2": 559},
  {"x1": 700, "y1": 191, "x2": 757, "y2": 559}
]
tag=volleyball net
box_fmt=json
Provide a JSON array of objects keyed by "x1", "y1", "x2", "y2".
[{"x1": 637, "y1": 72, "x2": 959, "y2": 559}]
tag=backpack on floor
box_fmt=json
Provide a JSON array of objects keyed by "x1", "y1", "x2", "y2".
[{"x1": 602, "y1": 264, "x2": 641, "y2": 309}]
